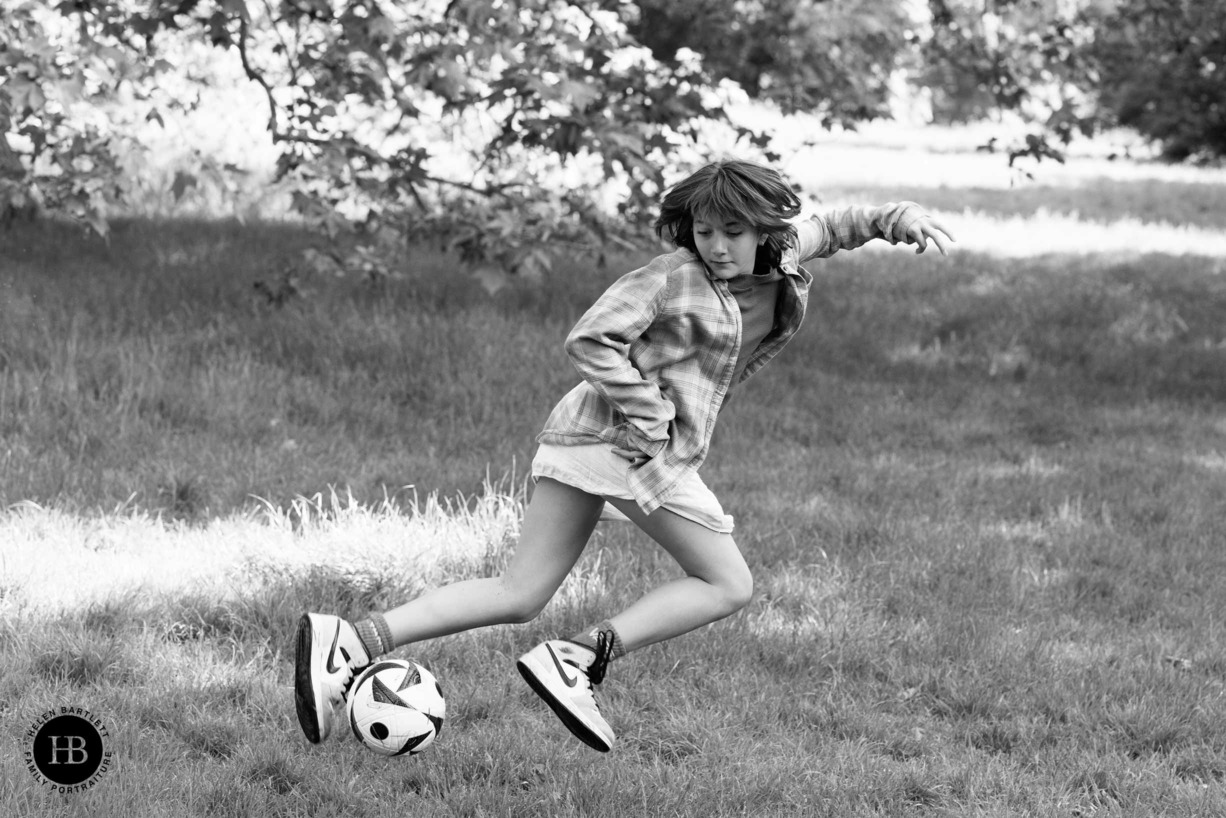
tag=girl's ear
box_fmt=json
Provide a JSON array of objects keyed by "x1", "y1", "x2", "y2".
[{"x1": 758, "y1": 234, "x2": 768, "y2": 245}]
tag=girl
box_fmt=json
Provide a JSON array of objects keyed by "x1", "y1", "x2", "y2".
[{"x1": 295, "y1": 159, "x2": 955, "y2": 752}]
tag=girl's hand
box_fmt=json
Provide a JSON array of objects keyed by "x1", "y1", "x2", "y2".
[
  {"x1": 612, "y1": 447, "x2": 650, "y2": 467},
  {"x1": 907, "y1": 215, "x2": 957, "y2": 255}
]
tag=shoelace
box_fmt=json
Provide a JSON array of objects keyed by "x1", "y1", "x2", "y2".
[{"x1": 587, "y1": 629, "x2": 615, "y2": 686}]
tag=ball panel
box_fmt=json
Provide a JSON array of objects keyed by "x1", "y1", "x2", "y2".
[
  {"x1": 369, "y1": 675, "x2": 408, "y2": 706},
  {"x1": 396, "y1": 665, "x2": 422, "y2": 690},
  {"x1": 361, "y1": 660, "x2": 411, "y2": 680},
  {"x1": 392, "y1": 729, "x2": 435, "y2": 756}
]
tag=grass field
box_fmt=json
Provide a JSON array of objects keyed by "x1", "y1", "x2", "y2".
[{"x1": 3, "y1": 128, "x2": 1226, "y2": 816}]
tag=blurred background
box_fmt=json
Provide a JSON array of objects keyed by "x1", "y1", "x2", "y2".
[{"x1": 3, "y1": 0, "x2": 1224, "y2": 271}]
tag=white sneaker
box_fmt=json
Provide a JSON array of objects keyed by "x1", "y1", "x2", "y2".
[
  {"x1": 517, "y1": 637, "x2": 615, "y2": 752},
  {"x1": 294, "y1": 613, "x2": 371, "y2": 743}
]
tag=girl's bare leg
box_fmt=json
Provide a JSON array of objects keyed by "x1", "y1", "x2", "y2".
[
  {"x1": 512, "y1": 494, "x2": 751, "y2": 753},
  {"x1": 380, "y1": 478, "x2": 605, "y2": 647},
  {"x1": 600, "y1": 496, "x2": 753, "y2": 653}
]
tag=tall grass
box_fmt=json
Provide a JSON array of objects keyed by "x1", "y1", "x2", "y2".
[{"x1": 3, "y1": 158, "x2": 1226, "y2": 815}]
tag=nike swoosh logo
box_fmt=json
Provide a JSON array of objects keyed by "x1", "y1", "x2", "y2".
[
  {"x1": 547, "y1": 644, "x2": 579, "y2": 688},
  {"x1": 324, "y1": 621, "x2": 342, "y2": 674}
]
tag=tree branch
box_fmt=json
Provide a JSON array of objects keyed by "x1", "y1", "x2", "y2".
[
  {"x1": 259, "y1": 0, "x2": 302, "y2": 85},
  {"x1": 236, "y1": 12, "x2": 281, "y2": 140}
]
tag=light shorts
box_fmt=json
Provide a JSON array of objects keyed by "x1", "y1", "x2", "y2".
[{"x1": 531, "y1": 442, "x2": 734, "y2": 534}]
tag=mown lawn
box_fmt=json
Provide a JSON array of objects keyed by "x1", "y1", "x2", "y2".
[{"x1": 3, "y1": 161, "x2": 1226, "y2": 816}]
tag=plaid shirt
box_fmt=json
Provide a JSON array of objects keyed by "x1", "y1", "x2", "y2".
[{"x1": 538, "y1": 202, "x2": 925, "y2": 514}]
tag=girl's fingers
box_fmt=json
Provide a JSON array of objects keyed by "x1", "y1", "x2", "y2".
[
  {"x1": 925, "y1": 216, "x2": 957, "y2": 243},
  {"x1": 926, "y1": 230, "x2": 953, "y2": 256},
  {"x1": 911, "y1": 218, "x2": 957, "y2": 256}
]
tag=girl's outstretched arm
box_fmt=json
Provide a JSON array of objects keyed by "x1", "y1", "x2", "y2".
[{"x1": 796, "y1": 202, "x2": 952, "y2": 261}]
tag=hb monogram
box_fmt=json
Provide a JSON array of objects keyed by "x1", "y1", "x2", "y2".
[{"x1": 46, "y1": 735, "x2": 90, "y2": 765}]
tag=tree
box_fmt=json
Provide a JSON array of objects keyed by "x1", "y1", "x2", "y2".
[
  {"x1": 1092, "y1": 0, "x2": 1226, "y2": 161},
  {"x1": 1, "y1": 1, "x2": 130, "y2": 233},
  {"x1": 915, "y1": 0, "x2": 1101, "y2": 166},
  {"x1": 0, "y1": 0, "x2": 768, "y2": 281},
  {"x1": 616, "y1": 0, "x2": 912, "y2": 128},
  {"x1": 5, "y1": 0, "x2": 1221, "y2": 266}
]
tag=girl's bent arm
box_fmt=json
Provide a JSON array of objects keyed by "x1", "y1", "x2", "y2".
[{"x1": 564, "y1": 266, "x2": 676, "y2": 456}]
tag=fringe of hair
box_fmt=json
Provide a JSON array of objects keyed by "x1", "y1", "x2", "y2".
[{"x1": 654, "y1": 160, "x2": 802, "y2": 269}]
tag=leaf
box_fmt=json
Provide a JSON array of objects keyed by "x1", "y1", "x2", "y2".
[
  {"x1": 301, "y1": 247, "x2": 345, "y2": 277},
  {"x1": 556, "y1": 80, "x2": 602, "y2": 110},
  {"x1": 7, "y1": 77, "x2": 45, "y2": 114},
  {"x1": 290, "y1": 190, "x2": 331, "y2": 218},
  {"x1": 73, "y1": 192, "x2": 109, "y2": 239},
  {"x1": 84, "y1": 212, "x2": 110, "y2": 240},
  {"x1": 514, "y1": 247, "x2": 551, "y2": 283},
  {"x1": 219, "y1": 0, "x2": 250, "y2": 22},
  {"x1": 171, "y1": 171, "x2": 197, "y2": 201},
  {"x1": 472, "y1": 264, "x2": 509, "y2": 295},
  {"x1": 207, "y1": 11, "x2": 233, "y2": 47},
  {"x1": 322, "y1": 210, "x2": 350, "y2": 239},
  {"x1": 600, "y1": 129, "x2": 644, "y2": 154}
]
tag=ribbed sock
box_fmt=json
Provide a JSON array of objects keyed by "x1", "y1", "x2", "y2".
[
  {"x1": 570, "y1": 620, "x2": 627, "y2": 660},
  {"x1": 353, "y1": 612, "x2": 394, "y2": 659}
]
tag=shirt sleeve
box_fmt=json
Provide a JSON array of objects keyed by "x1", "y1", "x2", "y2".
[
  {"x1": 563, "y1": 266, "x2": 676, "y2": 455},
  {"x1": 795, "y1": 202, "x2": 927, "y2": 261}
]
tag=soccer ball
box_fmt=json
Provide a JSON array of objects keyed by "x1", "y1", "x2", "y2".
[{"x1": 346, "y1": 659, "x2": 445, "y2": 756}]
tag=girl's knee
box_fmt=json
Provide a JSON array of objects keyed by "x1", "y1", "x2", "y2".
[
  {"x1": 495, "y1": 578, "x2": 554, "y2": 624},
  {"x1": 498, "y1": 594, "x2": 546, "y2": 625},
  {"x1": 705, "y1": 560, "x2": 752, "y2": 614},
  {"x1": 723, "y1": 567, "x2": 754, "y2": 612}
]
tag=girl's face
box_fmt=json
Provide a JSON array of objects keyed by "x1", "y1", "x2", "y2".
[{"x1": 692, "y1": 214, "x2": 761, "y2": 280}]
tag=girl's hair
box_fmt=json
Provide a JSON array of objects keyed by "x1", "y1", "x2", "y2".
[{"x1": 654, "y1": 160, "x2": 802, "y2": 270}]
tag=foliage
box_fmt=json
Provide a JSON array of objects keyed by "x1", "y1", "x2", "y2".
[
  {"x1": 3, "y1": 0, "x2": 1224, "y2": 272},
  {"x1": 915, "y1": 0, "x2": 1226, "y2": 167},
  {"x1": 0, "y1": 0, "x2": 762, "y2": 280},
  {"x1": 0, "y1": 2, "x2": 130, "y2": 235},
  {"x1": 617, "y1": 0, "x2": 912, "y2": 127},
  {"x1": 914, "y1": 0, "x2": 1101, "y2": 168},
  {"x1": 1091, "y1": 0, "x2": 1226, "y2": 161}
]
